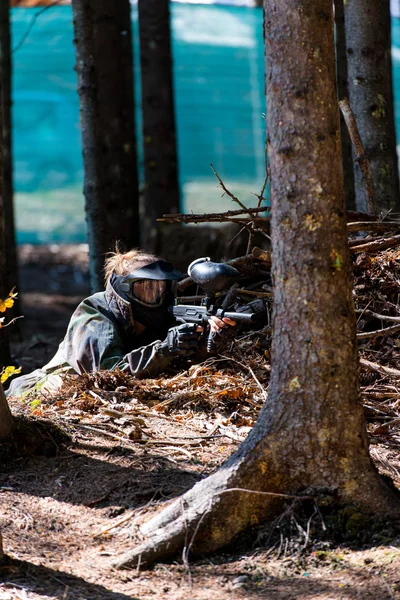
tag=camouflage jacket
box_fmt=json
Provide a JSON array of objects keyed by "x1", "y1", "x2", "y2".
[{"x1": 7, "y1": 281, "x2": 174, "y2": 398}]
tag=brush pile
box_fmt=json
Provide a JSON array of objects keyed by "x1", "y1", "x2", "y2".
[{"x1": 13, "y1": 210, "x2": 400, "y2": 486}]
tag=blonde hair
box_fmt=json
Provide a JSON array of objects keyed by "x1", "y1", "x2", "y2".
[{"x1": 104, "y1": 247, "x2": 160, "y2": 285}]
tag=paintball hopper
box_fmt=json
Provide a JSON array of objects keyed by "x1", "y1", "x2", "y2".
[{"x1": 187, "y1": 257, "x2": 241, "y2": 295}]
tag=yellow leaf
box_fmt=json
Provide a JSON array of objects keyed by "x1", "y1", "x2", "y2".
[
  {"x1": 0, "y1": 289, "x2": 18, "y2": 312},
  {"x1": 1, "y1": 365, "x2": 22, "y2": 383}
]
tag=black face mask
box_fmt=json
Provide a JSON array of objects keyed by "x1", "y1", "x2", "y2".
[
  {"x1": 131, "y1": 293, "x2": 175, "y2": 332},
  {"x1": 110, "y1": 260, "x2": 184, "y2": 331}
]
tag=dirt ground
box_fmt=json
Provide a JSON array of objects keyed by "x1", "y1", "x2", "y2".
[{"x1": 2, "y1": 244, "x2": 400, "y2": 600}]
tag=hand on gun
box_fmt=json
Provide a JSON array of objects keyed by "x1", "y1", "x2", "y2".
[
  {"x1": 208, "y1": 315, "x2": 237, "y2": 353},
  {"x1": 161, "y1": 318, "x2": 237, "y2": 359},
  {"x1": 208, "y1": 315, "x2": 237, "y2": 333}
]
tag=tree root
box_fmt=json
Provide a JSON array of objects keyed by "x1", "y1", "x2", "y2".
[
  {"x1": 112, "y1": 433, "x2": 400, "y2": 570},
  {"x1": 112, "y1": 460, "x2": 282, "y2": 569}
]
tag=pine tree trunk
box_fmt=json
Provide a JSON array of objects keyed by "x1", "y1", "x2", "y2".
[
  {"x1": 112, "y1": 0, "x2": 400, "y2": 570},
  {"x1": 0, "y1": 530, "x2": 4, "y2": 565},
  {"x1": 0, "y1": 382, "x2": 14, "y2": 441},
  {"x1": 0, "y1": 2, "x2": 20, "y2": 331},
  {"x1": 71, "y1": 0, "x2": 140, "y2": 292},
  {"x1": 345, "y1": 0, "x2": 400, "y2": 213},
  {"x1": 138, "y1": 0, "x2": 179, "y2": 254},
  {"x1": 0, "y1": 36, "x2": 10, "y2": 369},
  {"x1": 334, "y1": 0, "x2": 355, "y2": 210}
]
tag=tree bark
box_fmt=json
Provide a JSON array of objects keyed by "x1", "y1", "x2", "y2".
[
  {"x1": 0, "y1": 530, "x2": 4, "y2": 565},
  {"x1": 138, "y1": 0, "x2": 180, "y2": 254},
  {"x1": 112, "y1": 0, "x2": 400, "y2": 570},
  {"x1": 0, "y1": 382, "x2": 14, "y2": 441},
  {"x1": 0, "y1": 33, "x2": 10, "y2": 369},
  {"x1": 345, "y1": 0, "x2": 400, "y2": 214},
  {"x1": 71, "y1": 0, "x2": 140, "y2": 292},
  {"x1": 0, "y1": 1, "x2": 20, "y2": 327},
  {"x1": 334, "y1": 0, "x2": 355, "y2": 210}
]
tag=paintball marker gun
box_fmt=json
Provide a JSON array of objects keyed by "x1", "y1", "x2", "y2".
[{"x1": 171, "y1": 257, "x2": 268, "y2": 353}]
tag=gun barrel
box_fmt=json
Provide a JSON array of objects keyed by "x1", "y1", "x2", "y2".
[{"x1": 223, "y1": 311, "x2": 257, "y2": 323}]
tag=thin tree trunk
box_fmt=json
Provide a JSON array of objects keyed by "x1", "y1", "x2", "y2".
[
  {"x1": 0, "y1": 33, "x2": 13, "y2": 440},
  {"x1": 0, "y1": 382, "x2": 14, "y2": 441},
  {"x1": 0, "y1": 530, "x2": 4, "y2": 565},
  {"x1": 334, "y1": 0, "x2": 355, "y2": 210},
  {"x1": 0, "y1": 33, "x2": 10, "y2": 370},
  {"x1": 112, "y1": 0, "x2": 399, "y2": 570},
  {"x1": 345, "y1": 0, "x2": 400, "y2": 214},
  {"x1": 138, "y1": 0, "x2": 180, "y2": 254},
  {"x1": 0, "y1": 1, "x2": 20, "y2": 330},
  {"x1": 72, "y1": 0, "x2": 140, "y2": 292}
]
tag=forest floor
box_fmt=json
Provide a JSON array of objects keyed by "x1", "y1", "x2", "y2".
[{"x1": 1, "y1": 244, "x2": 400, "y2": 600}]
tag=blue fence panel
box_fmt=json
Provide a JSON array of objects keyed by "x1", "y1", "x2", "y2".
[{"x1": 10, "y1": 5, "x2": 400, "y2": 244}]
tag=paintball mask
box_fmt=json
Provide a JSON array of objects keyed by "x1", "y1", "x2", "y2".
[{"x1": 111, "y1": 260, "x2": 184, "y2": 330}]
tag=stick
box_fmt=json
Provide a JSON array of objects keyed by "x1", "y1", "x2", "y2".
[
  {"x1": 350, "y1": 234, "x2": 400, "y2": 254},
  {"x1": 357, "y1": 323, "x2": 400, "y2": 339},
  {"x1": 347, "y1": 210, "x2": 378, "y2": 222},
  {"x1": 357, "y1": 309, "x2": 400, "y2": 323},
  {"x1": 347, "y1": 221, "x2": 400, "y2": 233},
  {"x1": 339, "y1": 98, "x2": 376, "y2": 214},
  {"x1": 210, "y1": 163, "x2": 252, "y2": 215},
  {"x1": 252, "y1": 246, "x2": 272, "y2": 266},
  {"x1": 360, "y1": 357, "x2": 400, "y2": 378},
  {"x1": 160, "y1": 206, "x2": 269, "y2": 220}
]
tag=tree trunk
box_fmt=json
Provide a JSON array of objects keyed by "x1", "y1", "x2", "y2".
[
  {"x1": 345, "y1": 0, "x2": 400, "y2": 214},
  {"x1": 0, "y1": 2, "x2": 20, "y2": 329},
  {"x1": 112, "y1": 0, "x2": 400, "y2": 570},
  {"x1": 0, "y1": 382, "x2": 14, "y2": 441},
  {"x1": 71, "y1": 0, "x2": 140, "y2": 292},
  {"x1": 0, "y1": 33, "x2": 10, "y2": 370},
  {"x1": 138, "y1": 0, "x2": 180, "y2": 254},
  {"x1": 334, "y1": 0, "x2": 355, "y2": 210},
  {"x1": 0, "y1": 530, "x2": 4, "y2": 565}
]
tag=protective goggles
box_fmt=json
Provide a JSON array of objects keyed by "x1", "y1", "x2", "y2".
[{"x1": 118, "y1": 260, "x2": 184, "y2": 307}]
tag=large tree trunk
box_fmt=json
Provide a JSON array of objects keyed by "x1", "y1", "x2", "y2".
[
  {"x1": 334, "y1": 0, "x2": 355, "y2": 210},
  {"x1": 345, "y1": 0, "x2": 400, "y2": 214},
  {"x1": 112, "y1": 0, "x2": 400, "y2": 570},
  {"x1": 71, "y1": 0, "x2": 140, "y2": 292},
  {"x1": 138, "y1": 0, "x2": 180, "y2": 254}
]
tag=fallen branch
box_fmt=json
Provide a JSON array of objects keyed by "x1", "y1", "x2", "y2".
[
  {"x1": 158, "y1": 206, "x2": 269, "y2": 223},
  {"x1": 346, "y1": 210, "x2": 378, "y2": 222},
  {"x1": 347, "y1": 221, "x2": 400, "y2": 233},
  {"x1": 357, "y1": 310, "x2": 400, "y2": 323},
  {"x1": 252, "y1": 246, "x2": 272, "y2": 266},
  {"x1": 360, "y1": 358, "x2": 400, "y2": 378},
  {"x1": 350, "y1": 234, "x2": 400, "y2": 254},
  {"x1": 357, "y1": 323, "x2": 400, "y2": 340}
]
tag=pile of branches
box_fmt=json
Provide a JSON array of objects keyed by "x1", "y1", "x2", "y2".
[
  {"x1": 162, "y1": 202, "x2": 400, "y2": 468},
  {"x1": 16, "y1": 189, "x2": 400, "y2": 480}
]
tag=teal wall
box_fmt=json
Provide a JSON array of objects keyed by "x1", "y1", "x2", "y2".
[{"x1": 10, "y1": 5, "x2": 399, "y2": 244}]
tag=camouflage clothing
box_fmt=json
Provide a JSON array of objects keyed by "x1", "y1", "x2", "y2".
[{"x1": 7, "y1": 280, "x2": 174, "y2": 398}]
